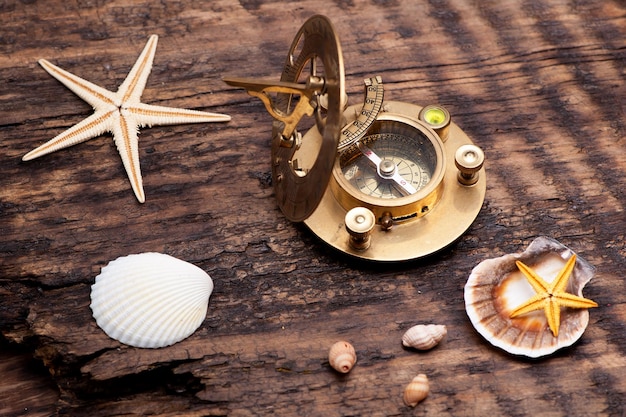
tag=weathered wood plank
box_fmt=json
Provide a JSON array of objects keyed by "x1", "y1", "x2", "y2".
[
  {"x1": 1, "y1": 0, "x2": 625, "y2": 415},
  {"x1": 0, "y1": 342, "x2": 58, "y2": 417}
]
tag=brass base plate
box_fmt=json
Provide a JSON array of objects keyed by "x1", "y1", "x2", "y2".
[{"x1": 303, "y1": 101, "x2": 486, "y2": 262}]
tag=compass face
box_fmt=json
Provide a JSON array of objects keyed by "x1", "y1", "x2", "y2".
[
  {"x1": 331, "y1": 114, "x2": 446, "y2": 221},
  {"x1": 341, "y1": 131, "x2": 437, "y2": 199}
]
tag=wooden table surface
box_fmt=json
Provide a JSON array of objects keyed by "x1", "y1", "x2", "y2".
[{"x1": 1, "y1": 1, "x2": 625, "y2": 416}]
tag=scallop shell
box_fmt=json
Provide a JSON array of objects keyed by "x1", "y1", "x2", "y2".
[
  {"x1": 328, "y1": 341, "x2": 357, "y2": 373},
  {"x1": 90, "y1": 252, "x2": 213, "y2": 348},
  {"x1": 402, "y1": 324, "x2": 447, "y2": 350},
  {"x1": 403, "y1": 374, "x2": 429, "y2": 407},
  {"x1": 464, "y1": 236, "x2": 595, "y2": 358}
]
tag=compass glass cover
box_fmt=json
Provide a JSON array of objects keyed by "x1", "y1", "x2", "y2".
[{"x1": 338, "y1": 119, "x2": 439, "y2": 199}]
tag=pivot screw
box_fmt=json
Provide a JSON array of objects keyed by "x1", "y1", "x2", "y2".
[
  {"x1": 345, "y1": 207, "x2": 376, "y2": 250},
  {"x1": 455, "y1": 144, "x2": 485, "y2": 186},
  {"x1": 380, "y1": 211, "x2": 394, "y2": 231}
]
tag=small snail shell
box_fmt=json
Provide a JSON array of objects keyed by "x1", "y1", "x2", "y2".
[
  {"x1": 403, "y1": 373, "x2": 429, "y2": 407},
  {"x1": 328, "y1": 341, "x2": 357, "y2": 373},
  {"x1": 402, "y1": 324, "x2": 447, "y2": 350}
]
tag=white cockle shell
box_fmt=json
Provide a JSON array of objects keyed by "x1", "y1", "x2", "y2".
[
  {"x1": 90, "y1": 252, "x2": 213, "y2": 348},
  {"x1": 464, "y1": 237, "x2": 595, "y2": 358},
  {"x1": 402, "y1": 324, "x2": 447, "y2": 350}
]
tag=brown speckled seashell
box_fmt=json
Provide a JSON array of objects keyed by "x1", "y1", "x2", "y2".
[
  {"x1": 402, "y1": 324, "x2": 447, "y2": 350},
  {"x1": 464, "y1": 236, "x2": 595, "y2": 358},
  {"x1": 328, "y1": 341, "x2": 357, "y2": 373},
  {"x1": 403, "y1": 374, "x2": 429, "y2": 407}
]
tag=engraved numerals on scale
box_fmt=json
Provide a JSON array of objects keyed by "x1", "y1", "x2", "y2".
[{"x1": 338, "y1": 76, "x2": 384, "y2": 150}]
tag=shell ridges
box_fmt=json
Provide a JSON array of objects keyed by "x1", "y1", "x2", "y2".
[
  {"x1": 90, "y1": 252, "x2": 213, "y2": 348},
  {"x1": 403, "y1": 374, "x2": 429, "y2": 407},
  {"x1": 464, "y1": 237, "x2": 595, "y2": 358},
  {"x1": 401, "y1": 324, "x2": 447, "y2": 350},
  {"x1": 328, "y1": 341, "x2": 357, "y2": 373}
]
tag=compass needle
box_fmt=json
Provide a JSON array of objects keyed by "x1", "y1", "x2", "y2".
[{"x1": 353, "y1": 142, "x2": 417, "y2": 196}]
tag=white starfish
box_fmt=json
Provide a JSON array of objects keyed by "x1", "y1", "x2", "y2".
[{"x1": 23, "y1": 34, "x2": 231, "y2": 203}]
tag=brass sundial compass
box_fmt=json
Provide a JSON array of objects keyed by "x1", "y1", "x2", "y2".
[{"x1": 224, "y1": 15, "x2": 486, "y2": 262}]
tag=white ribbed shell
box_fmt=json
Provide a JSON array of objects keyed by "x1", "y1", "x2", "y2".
[
  {"x1": 90, "y1": 252, "x2": 213, "y2": 348},
  {"x1": 401, "y1": 324, "x2": 447, "y2": 350}
]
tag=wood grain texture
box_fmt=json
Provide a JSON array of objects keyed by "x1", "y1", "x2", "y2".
[
  {"x1": 0, "y1": 0, "x2": 624, "y2": 416},
  {"x1": 0, "y1": 341, "x2": 59, "y2": 417}
]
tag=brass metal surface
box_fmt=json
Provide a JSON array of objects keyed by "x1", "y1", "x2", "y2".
[
  {"x1": 270, "y1": 15, "x2": 345, "y2": 222},
  {"x1": 344, "y1": 206, "x2": 376, "y2": 250},
  {"x1": 222, "y1": 15, "x2": 486, "y2": 261},
  {"x1": 330, "y1": 110, "x2": 446, "y2": 221},
  {"x1": 303, "y1": 101, "x2": 487, "y2": 262},
  {"x1": 337, "y1": 76, "x2": 384, "y2": 150},
  {"x1": 222, "y1": 77, "x2": 318, "y2": 141}
]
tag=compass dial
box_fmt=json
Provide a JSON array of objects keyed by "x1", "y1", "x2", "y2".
[
  {"x1": 331, "y1": 114, "x2": 446, "y2": 221},
  {"x1": 341, "y1": 132, "x2": 436, "y2": 199}
]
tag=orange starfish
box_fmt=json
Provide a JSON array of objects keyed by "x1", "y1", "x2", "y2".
[{"x1": 510, "y1": 254, "x2": 598, "y2": 337}]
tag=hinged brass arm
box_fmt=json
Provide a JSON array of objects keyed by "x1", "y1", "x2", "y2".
[{"x1": 223, "y1": 76, "x2": 325, "y2": 140}]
